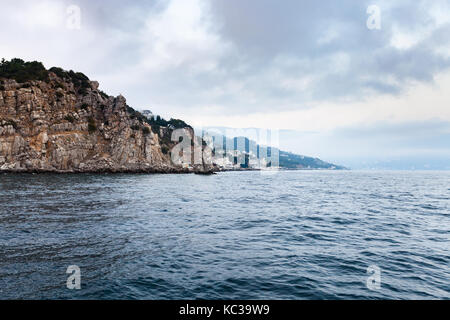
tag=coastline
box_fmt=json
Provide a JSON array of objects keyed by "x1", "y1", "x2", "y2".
[
  {"x1": 0, "y1": 166, "x2": 348, "y2": 175},
  {"x1": 0, "y1": 167, "x2": 218, "y2": 175}
]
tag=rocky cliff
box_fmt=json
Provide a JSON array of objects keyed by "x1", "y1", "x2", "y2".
[{"x1": 0, "y1": 59, "x2": 210, "y2": 173}]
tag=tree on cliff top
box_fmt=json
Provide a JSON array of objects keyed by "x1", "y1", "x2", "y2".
[{"x1": 0, "y1": 58, "x2": 49, "y2": 83}]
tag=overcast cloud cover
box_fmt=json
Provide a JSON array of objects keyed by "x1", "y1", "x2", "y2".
[{"x1": 1, "y1": 0, "x2": 450, "y2": 168}]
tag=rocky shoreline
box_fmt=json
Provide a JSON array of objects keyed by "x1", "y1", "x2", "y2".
[
  {"x1": 0, "y1": 60, "x2": 215, "y2": 174},
  {"x1": 0, "y1": 167, "x2": 217, "y2": 174}
]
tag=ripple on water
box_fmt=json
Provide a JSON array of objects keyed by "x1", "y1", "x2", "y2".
[{"x1": 0, "y1": 171, "x2": 449, "y2": 299}]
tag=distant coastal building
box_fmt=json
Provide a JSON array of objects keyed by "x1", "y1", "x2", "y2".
[{"x1": 141, "y1": 110, "x2": 154, "y2": 120}]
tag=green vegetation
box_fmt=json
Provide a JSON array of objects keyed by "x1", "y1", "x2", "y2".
[
  {"x1": 160, "y1": 130, "x2": 172, "y2": 146},
  {"x1": 48, "y1": 67, "x2": 66, "y2": 79},
  {"x1": 88, "y1": 118, "x2": 97, "y2": 133},
  {"x1": 99, "y1": 90, "x2": 109, "y2": 99},
  {"x1": 126, "y1": 106, "x2": 141, "y2": 120},
  {"x1": 78, "y1": 88, "x2": 88, "y2": 95},
  {"x1": 54, "y1": 82, "x2": 64, "y2": 90},
  {"x1": 0, "y1": 59, "x2": 91, "y2": 97},
  {"x1": 149, "y1": 115, "x2": 190, "y2": 129},
  {"x1": 64, "y1": 115, "x2": 75, "y2": 123},
  {"x1": 151, "y1": 124, "x2": 160, "y2": 134},
  {"x1": 0, "y1": 58, "x2": 49, "y2": 83},
  {"x1": 142, "y1": 127, "x2": 151, "y2": 135},
  {"x1": 81, "y1": 103, "x2": 89, "y2": 110},
  {"x1": 125, "y1": 105, "x2": 191, "y2": 137},
  {"x1": 161, "y1": 146, "x2": 169, "y2": 155},
  {"x1": 48, "y1": 67, "x2": 90, "y2": 87},
  {"x1": 48, "y1": 66, "x2": 91, "y2": 96},
  {"x1": 166, "y1": 118, "x2": 190, "y2": 129}
]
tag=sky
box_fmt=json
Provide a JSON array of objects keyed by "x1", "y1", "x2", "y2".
[{"x1": 1, "y1": 0, "x2": 450, "y2": 169}]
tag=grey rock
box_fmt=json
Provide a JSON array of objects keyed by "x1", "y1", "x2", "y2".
[{"x1": 0, "y1": 76, "x2": 213, "y2": 174}]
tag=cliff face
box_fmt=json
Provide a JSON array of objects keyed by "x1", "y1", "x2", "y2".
[{"x1": 0, "y1": 69, "x2": 199, "y2": 173}]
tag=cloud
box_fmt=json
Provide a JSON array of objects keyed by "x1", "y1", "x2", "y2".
[
  {"x1": 205, "y1": 0, "x2": 450, "y2": 110},
  {"x1": 333, "y1": 120, "x2": 450, "y2": 150},
  {"x1": 2, "y1": 0, "x2": 450, "y2": 116},
  {"x1": 1, "y1": 0, "x2": 450, "y2": 166},
  {"x1": 277, "y1": 120, "x2": 450, "y2": 169}
]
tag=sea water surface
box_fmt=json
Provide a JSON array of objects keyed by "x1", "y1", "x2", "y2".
[{"x1": 0, "y1": 170, "x2": 449, "y2": 300}]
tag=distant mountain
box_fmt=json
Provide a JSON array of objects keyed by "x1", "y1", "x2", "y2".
[
  {"x1": 202, "y1": 132, "x2": 346, "y2": 170},
  {"x1": 278, "y1": 151, "x2": 347, "y2": 170}
]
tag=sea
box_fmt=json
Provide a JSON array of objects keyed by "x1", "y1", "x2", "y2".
[{"x1": 0, "y1": 170, "x2": 449, "y2": 299}]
